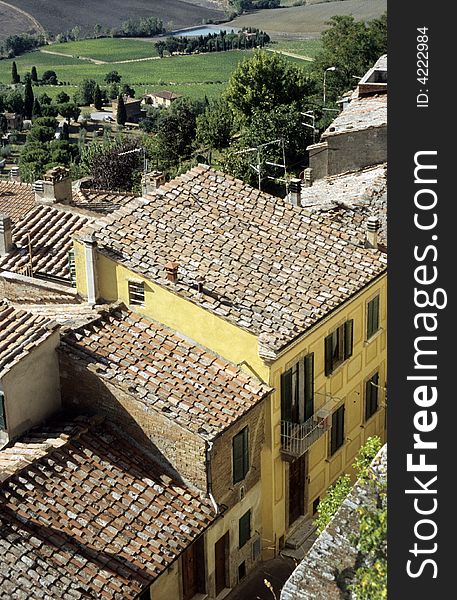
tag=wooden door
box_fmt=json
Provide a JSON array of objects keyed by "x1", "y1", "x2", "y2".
[
  {"x1": 288, "y1": 454, "x2": 307, "y2": 526},
  {"x1": 182, "y1": 537, "x2": 205, "y2": 600},
  {"x1": 215, "y1": 532, "x2": 229, "y2": 596}
]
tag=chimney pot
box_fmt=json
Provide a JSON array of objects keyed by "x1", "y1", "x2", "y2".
[
  {"x1": 35, "y1": 166, "x2": 72, "y2": 204},
  {"x1": 165, "y1": 261, "x2": 179, "y2": 283},
  {"x1": 0, "y1": 213, "x2": 13, "y2": 256},
  {"x1": 142, "y1": 170, "x2": 166, "y2": 195},
  {"x1": 366, "y1": 216, "x2": 381, "y2": 248},
  {"x1": 288, "y1": 178, "x2": 302, "y2": 207}
]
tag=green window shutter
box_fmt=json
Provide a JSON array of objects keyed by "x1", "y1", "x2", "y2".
[
  {"x1": 0, "y1": 392, "x2": 6, "y2": 430},
  {"x1": 367, "y1": 295, "x2": 380, "y2": 338},
  {"x1": 304, "y1": 353, "x2": 314, "y2": 421},
  {"x1": 344, "y1": 320, "x2": 353, "y2": 359},
  {"x1": 281, "y1": 368, "x2": 293, "y2": 422},
  {"x1": 239, "y1": 510, "x2": 251, "y2": 548},
  {"x1": 331, "y1": 405, "x2": 345, "y2": 455},
  {"x1": 373, "y1": 295, "x2": 380, "y2": 334},
  {"x1": 325, "y1": 334, "x2": 333, "y2": 376},
  {"x1": 365, "y1": 372, "x2": 379, "y2": 420},
  {"x1": 233, "y1": 427, "x2": 249, "y2": 483},
  {"x1": 242, "y1": 427, "x2": 249, "y2": 479}
]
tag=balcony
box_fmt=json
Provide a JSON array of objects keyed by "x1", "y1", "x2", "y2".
[{"x1": 280, "y1": 393, "x2": 342, "y2": 460}]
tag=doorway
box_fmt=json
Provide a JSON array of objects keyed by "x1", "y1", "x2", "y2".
[
  {"x1": 215, "y1": 531, "x2": 229, "y2": 596},
  {"x1": 182, "y1": 536, "x2": 205, "y2": 600},
  {"x1": 288, "y1": 454, "x2": 307, "y2": 526}
]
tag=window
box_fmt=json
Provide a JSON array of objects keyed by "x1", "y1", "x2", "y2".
[
  {"x1": 239, "y1": 510, "x2": 251, "y2": 548},
  {"x1": 367, "y1": 295, "x2": 380, "y2": 339},
  {"x1": 238, "y1": 561, "x2": 246, "y2": 581},
  {"x1": 281, "y1": 353, "x2": 314, "y2": 424},
  {"x1": 233, "y1": 427, "x2": 249, "y2": 484},
  {"x1": 0, "y1": 391, "x2": 6, "y2": 430},
  {"x1": 128, "y1": 280, "x2": 145, "y2": 306},
  {"x1": 330, "y1": 404, "x2": 345, "y2": 455},
  {"x1": 324, "y1": 320, "x2": 353, "y2": 376},
  {"x1": 365, "y1": 372, "x2": 379, "y2": 421}
]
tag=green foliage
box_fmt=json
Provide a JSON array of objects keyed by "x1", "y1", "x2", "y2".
[
  {"x1": 56, "y1": 91, "x2": 70, "y2": 104},
  {"x1": 104, "y1": 70, "x2": 121, "y2": 84},
  {"x1": 5, "y1": 90, "x2": 24, "y2": 115},
  {"x1": 116, "y1": 95, "x2": 127, "y2": 126},
  {"x1": 32, "y1": 98, "x2": 42, "y2": 119},
  {"x1": 312, "y1": 13, "x2": 387, "y2": 102},
  {"x1": 195, "y1": 99, "x2": 234, "y2": 154},
  {"x1": 75, "y1": 79, "x2": 97, "y2": 106},
  {"x1": 0, "y1": 115, "x2": 7, "y2": 135},
  {"x1": 353, "y1": 436, "x2": 382, "y2": 478},
  {"x1": 24, "y1": 79, "x2": 34, "y2": 119},
  {"x1": 31, "y1": 66, "x2": 38, "y2": 83},
  {"x1": 11, "y1": 61, "x2": 20, "y2": 84},
  {"x1": 315, "y1": 474, "x2": 352, "y2": 534},
  {"x1": 79, "y1": 138, "x2": 142, "y2": 192},
  {"x1": 58, "y1": 103, "x2": 81, "y2": 123},
  {"x1": 315, "y1": 436, "x2": 383, "y2": 534},
  {"x1": 225, "y1": 50, "x2": 314, "y2": 120},
  {"x1": 93, "y1": 85, "x2": 103, "y2": 110},
  {"x1": 42, "y1": 70, "x2": 58, "y2": 85}
]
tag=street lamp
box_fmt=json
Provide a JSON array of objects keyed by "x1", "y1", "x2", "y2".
[{"x1": 323, "y1": 66, "x2": 336, "y2": 105}]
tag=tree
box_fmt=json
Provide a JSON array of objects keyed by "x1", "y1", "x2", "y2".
[
  {"x1": 312, "y1": 14, "x2": 387, "y2": 102},
  {"x1": 75, "y1": 79, "x2": 97, "y2": 106},
  {"x1": 121, "y1": 83, "x2": 135, "y2": 98},
  {"x1": 31, "y1": 66, "x2": 38, "y2": 83},
  {"x1": 93, "y1": 85, "x2": 103, "y2": 110},
  {"x1": 155, "y1": 41, "x2": 167, "y2": 58},
  {"x1": 80, "y1": 139, "x2": 142, "y2": 191},
  {"x1": 11, "y1": 61, "x2": 20, "y2": 84},
  {"x1": 0, "y1": 114, "x2": 7, "y2": 134},
  {"x1": 6, "y1": 90, "x2": 24, "y2": 115},
  {"x1": 225, "y1": 50, "x2": 315, "y2": 120},
  {"x1": 60, "y1": 121, "x2": 70, "y2": 141},
  {"x1": 42, "y1": 70, "x2": 58, "y2": 85},
  {"x1": 32, "y1": 97, "x2": 42, "y2": 119},
  {"x1": 24, "y1": 79, "x2": 34, "y2": 119},
  {"x1": 56, "y1": 91, "x2": 70, "y2": 104},
  {"x1": 195, "y1": 99, "x2": 233, "y2": 162},
  {"x1": 58, "y1": 103, "x2": 81, "y2": 124},
  {"x1": 104, "y1": 70, "x2": 122, "y2": 84},
  {"x1": 94, "y1": 24, "x2": 102, "y2": 38},
  {"x1": 116, "y1": 94, "x2": 127, "y2": 125}
]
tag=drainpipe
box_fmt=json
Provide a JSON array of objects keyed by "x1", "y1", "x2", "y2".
[
  {"x1": 81, "y1": 233, "x2": 98, "y2": 305},
  {"x1": 205, "y1": 440, "x2": 219, "y2": 515}
]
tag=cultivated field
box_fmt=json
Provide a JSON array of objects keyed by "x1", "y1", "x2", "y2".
[
  {"x1": 4, "y1": 0, "x2": 225, "y2": 37},
  {"x1": 269, "y1": 38, "x2": 322, "y2": 59},
  {"x1": 226, "y1": 0, "x2": 387, "y2": 36},
  {"x1": 0, "y1": 45, "x2": 309, "y2": 101},
  {"x1": 44, "y1": 39, "x2": 160, "y2": 63},
  {"x1": 0, "y1": 1, "x2": 44, "y2": 44}
]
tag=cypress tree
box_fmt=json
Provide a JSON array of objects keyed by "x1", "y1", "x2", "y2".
[
  {"x1": 24, "y1": 79, "x2": 34, "y2": 119},
  {"x1": 31, "y1": 66, "x2": 38, "y2": 83},
  {"x1": 93, "y1": 84, "x2": 103, "y2": 110},
  {"x1": 61, "y1": 121, "x2": 70, "y2": 141},
  {"x1": 32, "y1": 97, "x2": 42, "y2": 119},
  {"x1": 116, "y1": 94, "x2": 127, "y2": 126},
  {"x1": 11, "y1": 61, "x2": 20, "y2": 84}
]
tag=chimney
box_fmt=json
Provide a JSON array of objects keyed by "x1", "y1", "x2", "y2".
[
  {"x1": 35, "y1": 166, "x2": 72, "y2": 204},
  {"x1": 9, "y1": 167, "x2": 20, "y2": 183},
  {"x1": 196, "y1": 275, "x2": 205, "y2": 294},
  {"x1": 142, "y1": 170, "x2": 166, "y2": 195},
  {"x1": 81, "y1": 233, "x2": 98, "y2": 304},
  {"x1": 0, "y1": 214, "x2": 13, "y2": 256},
  {"x1": 365, "y1": 216, "x2": 381, "y2": 249},
  {"x1": 288, "y1": 178, "x2": 302, "y2": 207},
  {"x1": 302, "y1": 168, "x2": 313, "y2": 188},
  {"x1": 165, "y1": 261, "x2": 179, "y2": 283}
]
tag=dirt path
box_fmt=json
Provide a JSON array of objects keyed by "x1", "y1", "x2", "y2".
[
  {"x1": 39, "y1": 48, "x2": 161, "y2": 65},
  {"x1": 265, "y1": 48, "x2": 314, "y2": 62}
]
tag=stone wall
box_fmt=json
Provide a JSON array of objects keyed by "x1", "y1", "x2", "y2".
[
  {"x1": 211, "y1": 402, "x2": 264, "y2": 511},
  {"x1": 59, "y1": 351, "x2": 208, "y2": 491}
]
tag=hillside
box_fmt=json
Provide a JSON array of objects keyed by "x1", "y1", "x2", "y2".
[
  {"x1": 226, "y1": 0, "x2": 387, "y2": 37},
  {"x1": 2, "y1": 0, "x2": 225, "y2": 37}
]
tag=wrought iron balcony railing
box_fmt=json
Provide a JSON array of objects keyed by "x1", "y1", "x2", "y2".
[{"x1": 280, "y1": 393, "x2": 342, "y2": 460}]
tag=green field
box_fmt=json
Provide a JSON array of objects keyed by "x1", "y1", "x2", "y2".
[
  {"x1": 269, "y1": 39, "x2": 322, "y2": 59},
  {"x1": 45, "y1": 38, "x2": 159, "y2": 63},
  {"x1": 0, "y1": 45, "x2": 311, "y2": 101}
]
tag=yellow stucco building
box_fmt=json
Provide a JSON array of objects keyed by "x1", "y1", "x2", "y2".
[{"x1": 73, "y1": 165, "x2": 387, "y2": 594}]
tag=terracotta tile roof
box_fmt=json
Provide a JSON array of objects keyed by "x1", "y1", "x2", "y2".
[
  {"x1": 82, "y1": 165, "x2": 387, "y2": 354},
  {"x1": 0, "y1": 181, "x2": 35, "y2": 224},
  {"x1": 0, "y1": 301, "x2": 58, "y2": 378},
  {"x1": 72, "y1": 188, "x2": 137, "y2": 215},
  {"x1": 0, "y1": 415, "x2": 216, "y2": 599},
  {"x1": 62, "y1": 304, "x2": 271, "y2": 439},
  {"x1": 0, "y1": 204, "x2": 95, "y2": 282},
  {"x1": 10, "y1": 301, "x2": 110, "y2": 331},
  {"x1": 322, "y1": 94, "x2": 387, "y2": 137},
  {"x1": 145, "y1": 91, "x2": 181, "y2": 101}
]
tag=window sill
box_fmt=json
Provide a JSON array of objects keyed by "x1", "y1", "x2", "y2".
[
  {"x1": 364, "y1": 409, "x2": 380, "y2": 425},
  {"x1": 364, "y1": 328, "x2": 383, "y2": 346},
  {"x1": 215, "y1": 589, "x2": 232, "y2": 600}
]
